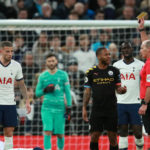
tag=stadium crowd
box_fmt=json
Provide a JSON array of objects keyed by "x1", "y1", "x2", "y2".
[{"x1": 0, "y1": 0, "x2": 149, "y2": 137}]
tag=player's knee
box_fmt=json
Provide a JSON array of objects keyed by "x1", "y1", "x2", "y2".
[
  {"x1": 57, "y1": 134, "x2": 64, "y2": 138},
  {"x1": 44, "y1": 131, "x2": 52, "y2": 136},
  {"x1": 119, "y1": 136, "x2": 128, "y2": 149},
  {"x1": 135, "y1": 137, "x2": 144, "y2": 147},
  {"x1": 91, "y1": 132, "x2": 100, "y2": 142}
]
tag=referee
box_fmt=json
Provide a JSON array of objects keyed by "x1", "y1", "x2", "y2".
[
  {"x1": 138, "y1": 18, "x2": 150, "y2": 140},
  {"x1": 82, "y1": 47, "x2": 126, "y2": 150}
]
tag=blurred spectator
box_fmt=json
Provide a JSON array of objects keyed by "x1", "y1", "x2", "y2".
[
  {"x1": 73, "y1": 2, "x2": 90, "y2": 19},
  {"x1": 117, "y1": 6, "x2": 135, "y2": 20},
  {"x1": 41, "y1": 2, "x2": 56, "y2": 19},
  {"x1": 109, "y1": 43, "x2": 119, "y2": 64},
  {"x1": 22, "y1": 51, "x2": 40, "y2": 86},
  {"x1": 13, "y1": 34, "x2": 28, "y2": 63},
  {"x1": 68, "y1": 10, "x2": 79, "y2": 20},
  {"x1": 33, "y1": 12, "x2": 43, "y2": 19},
  {"x1": 91, "y1": 30, "x2": 111, "y2": 52},
  {"x1": 54, "y1": 0, "x2": 76, "y2": 19},
  {"x1": 0, "y1": 0, "x2": 17, "y2": 7},
  {"x1": 73, "y1": 34, "x2": 96, "y2": 72},
  {"x1": 62, "y1": 35, "x2": 78, "y2": 54},
  {"x1": 66, "y1": 57, "x2": 85, "y2": 135},
  {"x1": 28, "y1": 0, "x2": 46, "y2": 19},
  {"x1": 46, "y1": 35, "x2": 69, "y2": 70},
  {"x1": 15, "y1": 0, "x2": 25, "y2": 12},
  {"x1": 32, "y1": 31, "x2": 50, "y2": 69},
  {"x1": 95, "y1": 9, "x2": 105, "y2": 20},
  {"x1": 117, "y1": 0, "x2": 140, "y2": 18},
  {"x1": 0, "y1": 12, "x2": 6, "y2": 19},
  {"x1": 18, "y1": 8, "x2": 28, "y2": 19},
  {"x1": 89, "y1": 29, "x2": 99, "y2": 44},
  {"x1": 20, "y1": 87, "x2": 35, "y2": 136}
]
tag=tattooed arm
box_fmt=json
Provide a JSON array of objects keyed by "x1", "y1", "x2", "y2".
[{"x1": 82, "y1": 88, "x2": 91, "y2": 122}]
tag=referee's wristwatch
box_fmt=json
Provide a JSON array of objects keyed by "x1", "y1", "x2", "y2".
[{"x1": 141, "y1": 99, "x2": 148, "y2": 105}]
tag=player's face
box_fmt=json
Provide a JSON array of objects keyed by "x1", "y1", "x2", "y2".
[
  {"x1": 121, "y1": 43, "x2": 133, "y2": 58},
  {"x1": 98, "y1": 49, "x2": 111, "y2": 65},
  {"x1": 46, "y1": 56, "x2": 58, "y2": 70},
  {"x1": 1, "y1": 46, "x2": 13, "y2": 62},
  {"x1": 140, "y1": 43, "x2": 148, "y2": 59}
]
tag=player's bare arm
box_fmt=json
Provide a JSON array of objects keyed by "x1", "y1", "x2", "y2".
[
  {"x1": 82, "y1": 88, "x2": 91, "y2": 122},
  {"x1": 138, "y1": 18, "x2": 148, "y2": 42},
  {"x1": 139, "y1": 87, "x2": 150, "y2": 115},
  {"x1": 17, "y1": 79, "x2": 31, "y2": 114},
  {"x1": 116, "y1": 85, "x2": 127, "y2": 94}
]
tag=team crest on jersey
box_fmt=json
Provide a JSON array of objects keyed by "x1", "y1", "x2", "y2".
[
  {"x1": 147, "y1": 74, "x2": 150, "y2": 82},
  {"x1": 108, "y1": 70, "x2": 113, "y2": 76},
  {"x1": 84, "y1": 77, "x2": 88, "y2": 83}
]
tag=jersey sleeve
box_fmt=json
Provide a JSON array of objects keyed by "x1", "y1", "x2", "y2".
[
  {"x1": 84, "y1": 69, "x2": 92, "y2": 88},
  {"x1": 64, "y1": 72, "x2": 72, "y2": 106},
  {"x1": 15, "y1": 63, "x2": 23, "y2": 81},
  {"x1": 35, "y1": 75, "x2": 44, "y2": 97},
  {"x1": 146, "y1": 62, "x2": 150, "y2": 87},
  {"x1": 114, "y1": 68, "x2": 121, "y2": 85}
]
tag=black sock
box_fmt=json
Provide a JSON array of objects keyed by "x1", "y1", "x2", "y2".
[
  {"x1": 110, "y1": 144, "x2": 118, "y2": 150},
  {"x1": 90, "y1": 142, "x2": 98, "y2": 150},
  {"x1": 119, "y1": 148, "x2": 127, "y2": 150}
]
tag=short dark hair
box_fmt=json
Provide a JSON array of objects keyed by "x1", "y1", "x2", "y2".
[
  {"x1": 96, "y1": 47, "x2": 107, "y2": 56},
  {"x1": 121, "y1": 41, "x2": 132, "y2": 49},
  {"x1": 46, "y1": 53, "x2": 58, "y2": 60},
  {"x1": 1, "y1": 41, "x2": 13, "y2": 48}
]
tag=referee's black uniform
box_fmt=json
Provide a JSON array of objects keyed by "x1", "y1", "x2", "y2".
[{"x1": 84, "y1": 65, "x2": 121, "y2": 132}]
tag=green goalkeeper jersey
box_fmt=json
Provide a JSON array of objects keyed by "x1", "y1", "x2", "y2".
[{"x1": 35, "y1": 69, "x2": 72, "y2": 113}]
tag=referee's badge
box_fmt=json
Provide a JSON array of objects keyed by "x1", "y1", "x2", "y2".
[
  {"x1": 84, "y1": 77, "x2": 88, "y2": 83},
  {"x1": 108, "y1": 70, "x2": 113, "y2": 76}
]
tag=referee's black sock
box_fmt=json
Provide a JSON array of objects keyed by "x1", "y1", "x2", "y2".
[
  {"x1": 90, "y1": 142, "x2": 98, "y2": 150},
  {"x1": 110, "y1": 144, "x2": 118, "y2": 150}
]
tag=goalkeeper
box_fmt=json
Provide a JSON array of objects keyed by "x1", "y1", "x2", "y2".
[{"x1": 35, "y1": 53, "x2": 72, "y2": 150}]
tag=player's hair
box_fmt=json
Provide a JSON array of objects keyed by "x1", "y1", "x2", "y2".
[
  {"x1": 96, "y1": 47, "x2": 107, "y2": 56},
  {"x1": 1, "y1": 41, "x2": 13, "y2": 48},
  {"x1": 142, "y1": 40, "x2": 150, "y2": 49},
  {"x1": 121, "y1": 41, "x2": 132, "y2": 49},
  {"x1": 46, "y1": 53, "x2": 58, "y2": 60}
]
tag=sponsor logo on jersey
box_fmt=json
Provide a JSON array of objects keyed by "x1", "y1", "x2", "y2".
[
  {"x1": 121, "y1": 73, "x2": 135, "y2": 80},
  {"x1": 85, "y1": 77, "x2": 88, "y2": 83},
  {"x1": 0, "y1": 77, "x2": 12, "y2": 84},
  {"x1": 146, "y1": 74, "x2": 150, "y2": 82},
  {"x1": 108, "y1": 70, "x2": 113, "y2": 76}
]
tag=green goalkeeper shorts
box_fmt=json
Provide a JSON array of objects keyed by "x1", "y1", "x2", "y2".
[{"x1": 41, "y1": 109, "x2": 65, "y2": 134}]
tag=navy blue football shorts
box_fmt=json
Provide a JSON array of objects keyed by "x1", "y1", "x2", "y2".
[
  {"x1": 117, "y1": 104, "x2": 142, "y2": 125},
  {"x1": 0, "y1": 105, "x2": 18, "y2": 127}
]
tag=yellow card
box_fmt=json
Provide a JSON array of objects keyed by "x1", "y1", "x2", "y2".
[{"x1": 136, "y1": 12, "x2": 148, "y2": 19}]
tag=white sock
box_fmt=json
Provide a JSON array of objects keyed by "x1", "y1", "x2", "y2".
[
  {"x1": 135, "y1": 137, "x2": 144, "y2": 150},
  {"x1": 4, "y1": 136, "x2": 13, "y2": 150},
  {"x1": 119, "y1": 136, "x2": 128, "y2": 149}
]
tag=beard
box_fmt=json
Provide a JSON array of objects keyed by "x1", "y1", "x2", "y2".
[{"x1": 47, "y1": 64, "x2": 57, "y2": 70}]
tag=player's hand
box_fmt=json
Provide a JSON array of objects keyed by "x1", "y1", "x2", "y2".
[
  {"x1": 82, "y1": 107, "x2": 88, "y2": 122},
  {"x1": 138, "y1": 104, "x2": 147, "y2": 115},
  {"x1": 64, "y1": 106, "x2": 71, "y2": 121},
  {"x1": 43, "y1": 84, "x2": 55, "y2": 93},
  {"x1": 26, "y1": 101, "x2": 31, "y2": 114},
  {"x1": 138, "y1": 17, "x2": 144, "y2": 29},
  {"x1": 117, "y1": 86, "x2": 127, "y2": 94}
]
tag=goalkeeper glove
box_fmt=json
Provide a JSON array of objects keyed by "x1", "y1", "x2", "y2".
[
  {"x1": 64, "y1": 106, "x2": 71, "y2": 121},
  {"x1": 43, "y1": 84, "x2": 55, "y2": 93}
]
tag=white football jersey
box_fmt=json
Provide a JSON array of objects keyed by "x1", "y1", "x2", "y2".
[
  {"x1": 113, "y1": 58, "x2": 144, "y2": 104},
  {"x1": 0, "y1": 60, "x2": 23, "y2": 105}
]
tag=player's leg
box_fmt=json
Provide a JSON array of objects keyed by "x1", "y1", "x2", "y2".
[
  {"x1": 130, "y1": 104, "x2": 144, "y2": 150},
  {"x1": 105, "y1": 115, "x2": 118, "y2": 150},
  {"x1": 141, "y1": 104, "x2": 150, "y2": 149},
  {"x1": 41, "y1": 110, "x2": 53, "y2": 150},
  {"x1": 54, "y1": 113, "x2": 65, "y2": 150},
  {"x1": 117, "y1": 104, "x2": 128, "y2": 150},
  {"x1": 89, "y1": 115, "x2": 103, "y2": 150},
  {"x1": 3, "y1": 105, "x2": 17, "y2": 150},
  {"x1": 3, "y1": 127, "x2": 14, "y2": 150}
]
